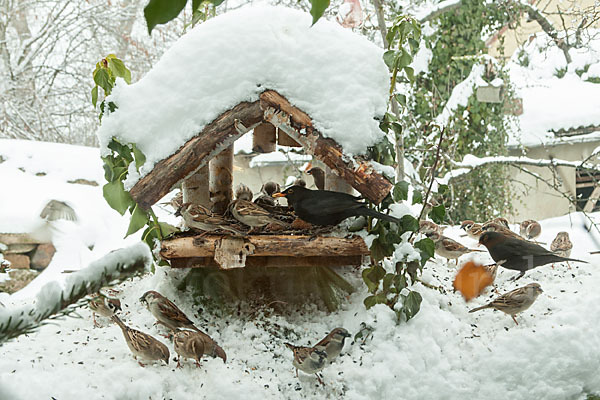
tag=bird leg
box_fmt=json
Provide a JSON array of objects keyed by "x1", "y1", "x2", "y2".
[
  {"x1": 510, "y1": 271, "x2": 525, "y2": 281},
  {"x1": 511, "y1": 315, "x2": 519, "y2": 325},
  {"x1": 295, "y1": 368, "x2": 298, "y2": 378},
  {"x1": 195, "y1": 359, "x2": 202, "y2": 368},
  {"x1": 566, "y1": 261, "x2": 572, "y2": 270},
  {"x1": 176, "y1": 356, "x2": 183, "y2": 369},
  {"x1": 92, "y1": 312, "x2": 101, "y2": 328},
  {"x1": 315, "y1": 373, "x2": 325, "y2": 386}
]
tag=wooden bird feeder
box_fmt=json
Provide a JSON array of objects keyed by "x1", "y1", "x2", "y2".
[{"x1": 129, "y1": 90, "x2": 392, "y2": 269}]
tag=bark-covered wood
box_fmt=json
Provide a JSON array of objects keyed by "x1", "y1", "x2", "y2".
[
  {"x1": 260, "y1": 90, "x2": 392, "y2": 204},
  {"x1": 277, "y1": 131, "x2": 302, "y2": 147},
  {"x1": 252, "y1": 122, "x2": 277, "y2": 153},
  {"x1": 182, "y1": 165, "x2": 210, "y2": 208},
  {"x1": 170, "y1": 255, "x2": 364, "y2": 269},
  {"x1": 210, "y1": 145, "x2": 234, "y2": 214},
  {"x1": 129, "y1": 100, "x2": 263, "y2": 209},
  {"x1": 161, "y1": 234, "x2": 370, "y2": 259}
]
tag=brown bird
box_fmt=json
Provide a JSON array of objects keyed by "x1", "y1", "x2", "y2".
[
  {"x1": 88, "y1": 294, "x2": 121, "y2": 327},
  {"x1": 140, "y1": 291, "x2": 226, "y2": 362},
  {"x1": 230, "y1": 184, "x2": 289, "y2": 230},
  {"x1": 111, "y1": 315, "x2": 170, "y2": 366},
  {"x1": 285, "y1": 343, "x2": 328, "y2": 385},
  {"x1": 469, "y1": 283, "x2": 543, "y2": 325},
  {"x1": 254, "y1": 182, "x2": 281, "y2": 208},
  {"x1": 172, "y1": 329, "x2": 206, "y2": 368},
  {"x1": 419, "y1": 220, "x2": 444, "y2": 235},
  {"x1": 482, "y1": 222, "x2": 523, "y2": 240},
  {"x1": 479, "y1": 231, "x2": 586, "y2": 279},
  {"x1": 460, "y1": 220, "x2": 484, "y2": 240},
  {"x1": 177, "y1": 203, "x2": 245, "y2": 235},
  {"x1": 313, "y1": 328, "x2": 351, "y2": 362},
  {"x1": 550, "y1": 231, "x2": 572, "y2": 258},
  {"x1": 485, "y1": 217, "x2": 510, "y2": 229},
  {"x1": 427, "y1": 232, "x2": 484, "y2": 265},
  {"x1": 520, "y1": 220, "x2": 542, "y2": 241},
  {"x1": 305, "y1": 163, "x2": 325, "y2": 190}
]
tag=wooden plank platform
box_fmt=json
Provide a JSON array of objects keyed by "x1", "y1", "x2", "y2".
[{"x1": 161, "y1": 234, "x2": 370, "y2": 269}]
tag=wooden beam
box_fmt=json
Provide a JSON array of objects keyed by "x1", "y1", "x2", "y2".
[
  {"x1": 583, "y1": 185, "x2": 600, "y2": 212},
  {"x1": 260, "y1": 90, "x2": 392, "y2": 204},
  {"x1": 170, "y1": 255, "x2": 364, "y2": 268},
  {"x1": 160, "y1": 234, "x2": 370, "y2": 259},
  {"x1": 252, "y1": 122, "x2": 277, "y2": 153},
  {"x1": 129, "y1": 100, "x2": 263, "y2": 210}
]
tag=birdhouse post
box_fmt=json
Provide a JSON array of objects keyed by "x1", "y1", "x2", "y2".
[
  {"x1": 209, "y1": 145, "x2": 234, "y2": 214},
  {"x1": 252, "y1": 122, "x2": 277, "y2": 153},
  {"x1": 182, "y1": 165, "x2": 210, "y2": 208}
]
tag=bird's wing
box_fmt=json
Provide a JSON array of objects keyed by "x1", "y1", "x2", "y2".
[
  {"x1": 158, "y1": 298, "x2": 195, "y2": 326},
  {"x1": 297, "y1": 193, "x2": 364, "y2": 216}
]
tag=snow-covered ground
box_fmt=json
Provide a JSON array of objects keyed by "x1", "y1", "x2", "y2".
[{"x1": 1, "y1": 139, "x2": 600, "y2": 399}]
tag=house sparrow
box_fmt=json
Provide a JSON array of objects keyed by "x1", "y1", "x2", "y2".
[
  {"x1": 140, "y1": 290, "x2": 199, "y2": 331},
  {"x1": 550, "y1": 231, "x2": 572, "y2": 258},
  {"x1": 294, "y1": 178, "x2": 307, "y2": 187},
  {"x1": 177, "y1": 202, "x2": 245, "y2": 235},
  {"x1": 485, "y1": 217, "x2": 510, "y2": 229},
  {"x1": 254, "y1": 182, "x2": 281, "y2": 208},
  {"x1": 171, "y1": 328, "x2": 226, "y2": 364},
  {"x1": 172, "y1": 329, "x2": 205, "y2": 368},
  {"x1": 419, "y1": 220, "x2": 443, "y2": 235},
  {"x1": 111, "y1": 315, "x2": 170, "y2": 366},
  {"x1": 273, "y1": 186, "x2": 400, "y2": 226},
  {"x1": 306, "y1": 165, "x2": 325, "y2": 190},
  {"x1": 460, "y1": 220, "x2": 484, "y2": 240},
  {"x1": 482, "y1": 222, "x2": 524, "y2": 240},
  {"x1": 468, "y1": 283, "x2": 544, "y2": 325},
  {"x1": 520, "y1": 220, "x2": 541, "y2": 241},
  {"x1": 168, "y1": 191, "x2": 184, "y2": 210},
  {"x1": 313, "y1": 328, "x2": 351, "y2": 362},
  {"x1": 284, "y1": 343, "x2": 328, "y2": 385},
  {"x1": 484, "y1": 263, "x2": 499, "y2": 282},
  {"x1": 230, "y1": 185, "x2": 289, "y2": 230},
  {"x1": 88, "y1": 295, "x2": 121, "y2": 327},
  {"x1": 39, "y1": 199, "x2": 77, "y2": 222},
  {"x1": 479, "y1": 231, "x2": 586, "y2": 279},
  {"x1": 140, "y1": 291, "x2": 226, "y2": 361},
  {"x1": 427, "y1": 232, "x2": 483, "y2": 265}
]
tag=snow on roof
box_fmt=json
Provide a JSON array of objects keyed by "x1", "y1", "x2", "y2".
[
  {"x1": 508, "y1": 32, "x2": 600, "y2": 148},
  {"x1": 97, "y1": 6, "x2": 389, "y2": 189}
]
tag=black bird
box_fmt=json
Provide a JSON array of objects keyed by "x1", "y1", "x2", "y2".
[
  {"x1": 479, "y1": 231, "x2": 587, "y2": 279},
  {"x1": 273, "y1": 185, "x2": 400, "y2": 226}
]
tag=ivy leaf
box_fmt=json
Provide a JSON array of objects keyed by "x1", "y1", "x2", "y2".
[
  {"x1": 361, "y1": 268, "x2": 379, "y2": 293},
  {"x1": 393, "y1": 181, "x2": 409, "y2": 201},
  {"x1": 157, "y1": 222, "x2": 179, "y2": 238},
  {"x1": 93, "y1": 68, "x2": 112, "y2": 94},
  {"x1": 369, "y1": 239, "x2": 389, "y2": 262},
  {"x1": 414, "y1": 238, "x2": 435, "y2": 265},
  {"x1": 412, "y1": 190, "x2": 423, "y2": 205},
  {"x1": 402, "y1": 291, "x2": 422, "y2": 320},
  {"x1": 91, "y1": 86, "x2": 98, "y2": 108},
  {"x1": 131, "y1": 144, "x2": 146, "y2": 170},
  {"x1": 125, "y1": 204, "x2": 149, "y2": 237},
  {"x1": 431, "y1": 204, "x2": 446, "y2": 224},
  {"x1": 309, "y1": 0, "x2": 330, "y2": 26},
  {"x1": 382, "y1": 273, "x2": 395, "y2": 292},
  {"x1": 144, "y1": 0, "x2": 188, "y2": 34},
  {"x1": 363, "y1": 295, "x2": 379, "y2": 309},
  {"x1": 103, "y1": 180, "x2": 133, "y2": 215},
  {"x1": 401, "y1": 215, "x2": 419, "y2": 232},
  {"x1": 108, "y1": 139, "x2": 134, "y2": 163},
  {"x1": 366, "y1": 263, "x2": 386, "y2": 286}
]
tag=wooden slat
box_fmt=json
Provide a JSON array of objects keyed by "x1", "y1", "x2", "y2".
[
  {"x1": 260, "y1": 90, "x2": 392, "y2": 204},
  {"x1": 129, "y1": 100, "x2": 263, "y2": 210},
  {"x1": 160, "y1": 234, "x2": 370, "y2": 259},
  {"x1": 170, "y1": 255, "x2": 364, "y2": 268}
]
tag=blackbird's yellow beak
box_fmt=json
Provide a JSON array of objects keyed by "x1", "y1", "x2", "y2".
[{"x1": 272, "y1": 192, "x2": 286, "y2": 198}]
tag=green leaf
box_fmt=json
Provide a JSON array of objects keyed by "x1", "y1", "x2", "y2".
[
  {"x1": 414, "y1": 238, "x2": 435, "y2": 264},
  {"x1": 431, "y1": 204, "x2": 446, "y2": 224},
  {"x1": 108, "y1": 138, "x2": 134, "y2": 163},
  {"x1": 144, "y1": 0, "x2": 188, "y2": 34},
  {"x1": 383, "y1": 50, "x2": 398, "y2": 71},
  {"x1": 404, "y1": 66, "x2": 415, "y2": 81},
  {"x1": 399, "y1": 50, "x2": 412, "y2": 67},
  {"x1": 437, "y1": 184, "x2": 449, "y2": 195},
  {"x1": 91, "y1": 86, "x2": 98, "y2": 108},
  {"x1": 93, "y1": 68, "x2": 112, "y2": 94},
  {"x1": 103, "y1": 180, "x2": 133, "y2": 215},
  {"x1": 157, "y1": 222, "x2": 179, "y2": 238},
  {"x1": 395, "y1": 93, "x2": 407, "y2": 106},
  {"x1": 108, "y1": 57, "x2": 131, "y2": 84},
  {"x1": 131, "y1": 144, "x2": 146, "y2": 170},
  {"x1": 309, "y1": 0, "x2": 330, "y2": 26},
  {"x1": 412, "y1": 190, "x2": 423, "y2": 205},
  {"x1": 366, "y1": 263, "x2": 386, "y2": 286},
  {"x1": 125, "y1": 204, "x2": 149, "y2": 237},
  {"x1": 402, "y1": 291, "x2": 422, "y2": 320},
  {"x1": 363, "y1": 295, "x2": 379, "y2": 309},
  {"x1": 401, "y1": 215, "x2": 419, "y2": 232},
  {"x1": 382, "y1": 273, "x2": 394, "y2": 292},
  {"x1": 393, "y1": 273, "x2": 407, "y2": 291},
  {"x1": 362, "y1": 268, "x2": 379, "y2": 293},
  {"x1": 393, "y1": 181, "x2": 409, "y2": 201},
  {"x1": 209, "y1": 0, "x2": 225, "y2": 6}
]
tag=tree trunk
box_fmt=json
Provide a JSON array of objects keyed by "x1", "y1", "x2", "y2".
[
  {"x1": 182, "y1": 165, "x2": 210, "y2": 207},
  {"x1": 210, "y1": 145, "x2": 234, "y2": 214}
]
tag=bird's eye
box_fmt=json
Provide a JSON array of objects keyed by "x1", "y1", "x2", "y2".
[{"x1": 288, "y1": 189, "x2": 294, "y2": 194}]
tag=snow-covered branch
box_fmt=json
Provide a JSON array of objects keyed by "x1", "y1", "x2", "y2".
[{"x1": 0, "y1": 243, "x2": 152, "y2": 344}]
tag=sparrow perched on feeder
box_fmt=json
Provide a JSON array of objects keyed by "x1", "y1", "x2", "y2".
[
  {"x1": 230, "y1": 184, "x2": 289, "y2": 230},
  {"x1": 550, "y1": 231, "x2": 573, "y2": 258},
  {"x1": 460, "y1": 220, "x2": 484, "y2": 240},
  {"x1": 177, "y1": 203, "x2": 245, "y2": 235},
  {"x1": 478, "y1": 231, "x2": 586, "y2": 279},
  {"x1": 305, "y1": 163, "x2": 325, "y2": 190},
  {"x1": 88, "y1": 294, "x2": 121, "y2": 327},
  {"x1": 419, "y1": 220, "x2": 444, "y2": 236},
  {"x1": 468, "y1": 283, "x2": 544, "y2": 325},
  {"x1": 485, "y1": 217, "x2": 510, "y2": 229},
  {"x1": 111, "y1": 315, "x2": 170, "y2": 366},
  {"x1": 426, "y1": 232, "x2": 484, "y2": 265},
  {"x1": 314, "y1": 328, "x2": 351, "y2": 362},
  {"x1": 140, "y1": 291, "x2": 227, "y2": 361},
  {"x1": 273, "y1": 186, "x2": 401, "y2": 226},
  {"x1": 284, "y1": 343, "x2": 328, "y2": 385},
  {"x1": 254, "y1": 182, "x2": 281, "y2": 208},
  {"x1": 520, "y1": 220, "x2": 542, "y2": 241}
]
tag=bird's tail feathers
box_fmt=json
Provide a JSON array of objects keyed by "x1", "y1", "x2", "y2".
[
  {"x1": 362, "y1": 208, "x2": 401, "y2": 224},
  {"x1": 213, "y1": 344, "x2": 227, "y2": 363},
  {"x1": 468, "y1": 305, "x2": 490, "y2": 313}
]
